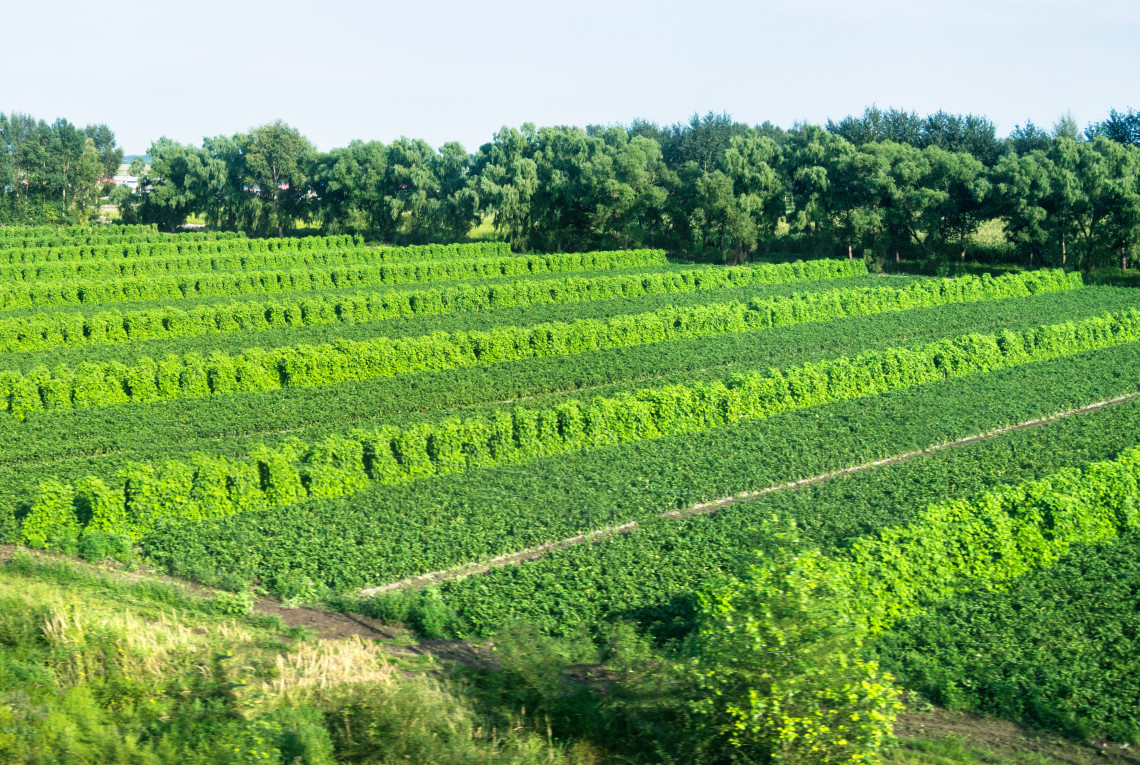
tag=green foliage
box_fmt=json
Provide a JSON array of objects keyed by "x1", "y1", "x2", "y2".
[
  {"x1": 211, "y1": 589, "x2": 255, "y2": 616},
  {"x1": 428, "y1": 388, "x2": 1140, "y2": 642},
  {"x1": 0, "y1": 268, "x2": 1081, "y2": 417},
  {"x1": 826, "y1": 446, "x2": 1140, "y2": 635},
  {"x1": 688, "y1": 529, "x2": 903, "y2": 762},
  {"x1": 879, "y1": 532, "x2": 1140, "y2": 744},
  {"x1": 0, "y1": 256, "x2": 864, "y2": 354},
  {"x1": 64, "y1": 309, "x2": 1140, "y2": 589},
  {"x1": 0, "y1": 247, "x2": 666, "y2": 311},
  {"x1": 19, "y1": 480, "x2": 80, "y2": 553}
]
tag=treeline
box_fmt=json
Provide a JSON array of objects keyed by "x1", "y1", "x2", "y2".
[
  {"x1": 125, "y1": 108, "x2": 1140, "y2": 270},
  {"x1": 5, "y1": 108, "x2": 1140, "y2": 269},
  {"x1": 0, "y1": 114, "x2": 124, "y2": 225}
]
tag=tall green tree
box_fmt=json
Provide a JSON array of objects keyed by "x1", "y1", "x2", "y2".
[
  {"x1": 864, "y1": 141, "x2": 938, "y2": 257},
  {"x1": 990, "y1": 149, "x2": 1054, "y2": 265},
  {"x1": 240, "y1": 120, "x2": 315, "y2": 237},
  {"x1": 312, "y1": 140, "x2": 386, "y2": 234},
  {"x1": 84, "y1": 123, "x2": 124, "y2": 178},
  {"x1": 922, "y1": 146, "x2": 990, "y2": 259},
  {"x1": 474, "y1": 125, "x2": 538, "y2": 251},
  {"x1": 435, "y1": 141, "x2": 479, "y2": 242},
  {"x1": 134, "y1": 138, "x2": 225, "y2": 231}
]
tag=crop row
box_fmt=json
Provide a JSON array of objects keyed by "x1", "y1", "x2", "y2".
[
  {"x1": 879, "y1": 532, "x2": 1140, "y2": 742},
  {"x1": 0, "y1": 249, "x2": 666, "y2": 311},
  {"x1": 0, "y1": 287, "x2": 1129, "y2": 514},
  {"x1": 0, "y1": 231, "x2": 245, "y2": 252},
  {"x1": 0, "y1": 270, "x2": 1078, "y2": 418},
  {"x1": 0, "y1": 224, "x2": 241, "y2": 246},
  {"x1": 124, "y1": 341, "x2": 1140, "y2": 600},
  {"x1": 0, "y1": 223, "x2": 161, "y2": 238},
  {"x1": 0, "y1": 238, "x2": 512, "y2": 268},
  {"x1": 17, "y1": 310, "x2": 1140, "y2": 551},
  {"x1": 425, "y1": 393, "x2": 1140, "y2": 639},
  {"x1": 828, "y1": 447, "x2": 1140, "y2": 634},
  {"x1": 0, "y1": 231, "x2": 351, "y2": 258},
  {"x1": 0, "y1": 242, "x2": 513, "y2": 284},
  {"x1": 0, "y1": 235, "x2": 353, "y2": 263},
  {"x1": 0, "y1": 259, "x2": 869, "y2": 354}
]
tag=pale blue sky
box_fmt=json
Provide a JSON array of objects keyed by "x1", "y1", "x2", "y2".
[{"x1": 5, "y1": 0, "x2": 1137, "y2": 154}]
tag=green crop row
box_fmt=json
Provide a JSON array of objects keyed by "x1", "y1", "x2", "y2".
[
  {"x1": 0, "y1": 228, "x2": 243, "y2": 251},
  {"x1": 0, "y1": 249, "x2": 666, "y2": 311},
  {"x1": 0, "y1": 259, "x2": 869, "y2": 354},
  {"x1": 0, "y1": 232, "x2": 351, "y2": 260},
  {"x1": 0, "y1": 242, "x2": 513, "y2": 284},
  {"x1": 0, "y1": 239, "x2": 512, "y2": 269},
  {"x1": 18, "y1": 309, "x2": 1140, "y2": 553},
  {"x1": 0, "y1": 223, "x2": 160, "y2": 238},
  {"x1": 426, "y1": 394, "x2": 1140, "y2": 640},
  {"x1": 0, "y1": 269, "x2": 1077, "y2": 418},
  {"x1": 878, "y1": 532, "x2": 1140, "y2": 743},
  {"x1": 826, "y1": 446, "x2": 1140, "y2": 634}
]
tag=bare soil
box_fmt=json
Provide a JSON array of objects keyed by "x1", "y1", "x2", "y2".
[{"x1": 896, "y1": 708, "x2": 1140, "y2": 764}]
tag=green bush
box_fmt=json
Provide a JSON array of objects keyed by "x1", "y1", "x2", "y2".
[
  {"x1": 688, "y1": 527, "x2": 902, "y2": 762},
  {"x1": 19, "y1": 480, "x2": 80, "y2": 553},
  {"x1": 212, "y1": 590, "x2": 256, "y2": 617}
]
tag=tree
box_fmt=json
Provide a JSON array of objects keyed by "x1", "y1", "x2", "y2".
[
  {"x1": 990, "y1": 150, "x2": 1054, "y2": 265},
  {"x1": 134, "y1": 138, "x2": 224, "y2": 231},
  {"x1": 659, "y1": 111, "x2": 750, "y2": 172},
  {"x1": 240, "y1": 120, "x2": 316, "y2": 237},
  {"x1": 84, "y1": 123, "x2": 123, "y2": 178},
  {"x1": 864, "y1": 141, "x2": 937, "y2": 258},
  {"x1": 1008, "y1": 121, "x2": 1052, "y2": 155},
  {"x1": 1053, "y1": 111, "x2": 1081, "y2": 142},
  {"x1": 1086, "y1": 108, "x2": 1140, "y2": 145},
  {"x1": 473, "y1": 125, "x2": 538, "y2": 251},
  {"x1": 687, "y1": 525, "x2": 902, "y2": 763},
  {"x1": 200, "y1": 134, "x2": 248, "y2": 231},
  {"x1": 1, "y1": 113, "x2": 118, "y2": 224},
  {"x1": 922, "y1": 146, "x2": 990, "y2": 259},
  {"x1": 594, "y1": 130, "x2": 673, "y2": 250},
  {"x1": 128, "y1": 157, "x2": 146, "y2": 177},
  {"x1": 921, "y1": 111, "x2": 1002, "y2": 166},
  {"x1": 435, "y1": 141, "x2": 479, "y2": 242},
  {"x1": 781, "y1": 124, "x2": 858, "y2": 255},
  {"x1": 312, "y1": 140, "x2": 386, "y2": 234},
  {"x1": 827, "y1": 106, "x2": 924, "y2": 147}
]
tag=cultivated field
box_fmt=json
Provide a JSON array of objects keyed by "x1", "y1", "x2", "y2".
[{"x1": 3, "y1": 224, "x2": 1140, "y2": 761}]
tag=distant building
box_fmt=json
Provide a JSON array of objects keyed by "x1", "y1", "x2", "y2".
[{"x1": 112, "y1": 174, "x2": 139, "y2": 190}]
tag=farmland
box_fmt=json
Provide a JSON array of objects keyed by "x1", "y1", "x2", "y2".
[{"x1": 3, "y1": 224, "x2": 1140, "y2": 763}]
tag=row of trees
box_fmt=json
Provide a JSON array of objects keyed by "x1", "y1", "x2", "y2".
[
  {"x1": 0, "y1": 114, "x2": 123, "y2": 225},
  {"x1": 3, "y1": 108, "x2": 1138, "y2": 270},
  {"x1": 127, "y1": 109, "x2": 1140, "y2": 270}
]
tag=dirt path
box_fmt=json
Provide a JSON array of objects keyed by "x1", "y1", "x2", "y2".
[
  {"x1": 895, "y1": 708, "x2": 1140, "y2": 764},
  {"x1": 361, "y1": 391, "x2": 1140, "y2": 597}
]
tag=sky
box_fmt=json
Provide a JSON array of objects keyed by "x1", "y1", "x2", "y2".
[{"x1": 4, "y1": 0, "x2": 1138, "y2": 154}]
